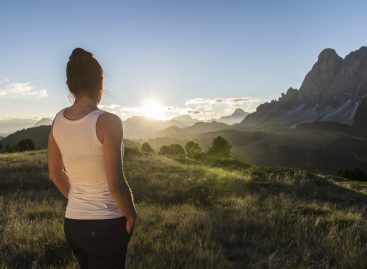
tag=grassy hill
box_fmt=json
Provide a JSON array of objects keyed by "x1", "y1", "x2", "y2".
[
  {"x1": 2, "y1": 122, "x2": 367, "y2": 177},
  {"x1": 1, "y1": 149, "x2": 367, "y2": 268},
  {"x1": 0, "y1": 125, "x2": 50, "y2": 150},
  {"x1": 169, "y1": 124, "x2": 367, "y2": 176},
  {"x1": 0, "y1": 125, "x2": 142, "y2": 153}
]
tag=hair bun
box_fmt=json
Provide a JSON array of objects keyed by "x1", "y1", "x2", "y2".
[{"x1": 69, "y1": 47, "x2": 93, "y2": 62}]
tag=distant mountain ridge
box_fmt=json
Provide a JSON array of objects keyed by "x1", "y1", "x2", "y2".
[
  {"x1": 0, "y1": 125, "x2": 140, "y2": 152},
  {"x1": 241, "y1": 46, "x2": 367, "y2": 128},
  {"x1": 35, "y1": 118, "x2": 52, "y2": 126},
  {"x1": 122, "y1": 115, "x2": 195, "y2": 139},
  {"x1": 0, "y1": 117, "x2": 52, "y2": 136},
  {"x1": 155, "y1": 120, "x2": 230, "y2": 138},
  {"x1": 217, "y1": 108, "x2": 248, "y2": 125},
  {"x1": 170, "y1": 114, "x2": 200, "y2": 126}
]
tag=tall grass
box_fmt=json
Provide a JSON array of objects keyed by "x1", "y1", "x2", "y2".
[{"x1": 1, "y1": 149, "x2": 367, "y2": 268}]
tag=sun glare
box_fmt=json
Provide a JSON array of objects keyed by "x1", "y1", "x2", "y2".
[{"x1": 140, "y1": 98, "x2": 166, "y2": 120}]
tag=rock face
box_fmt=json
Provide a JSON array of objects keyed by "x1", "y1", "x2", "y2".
[
  {"x1": 354, "y1": 95, "x2": 367, "y2": 128},
  {"x1": 241, "y1": 46, "x2": 367, "y2": 128}
]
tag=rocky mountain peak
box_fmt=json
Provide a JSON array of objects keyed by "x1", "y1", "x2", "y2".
[
  {"x1": 240, "y1": 46, "x2": 367, "y2": 128},
  {"x1": 317, "y1": 48, "x2": 339, "y2": 61},
  {"x1": 232, "y1": 108, "x2": 246, "y2": 116},
  {"x1": 298, "y1": 48, "x2": 343, "y2": 104}
]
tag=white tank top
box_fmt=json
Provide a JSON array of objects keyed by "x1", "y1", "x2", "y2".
[{"x1": 52, "y1": 107, "x2": 124, "y2": 219}]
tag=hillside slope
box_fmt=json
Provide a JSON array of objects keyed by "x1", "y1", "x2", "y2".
[{"x1": 1, "y1": 149, "x2": 367, "y2": 268}]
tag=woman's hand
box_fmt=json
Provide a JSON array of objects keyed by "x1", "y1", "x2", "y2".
[{"x1": 126, "y1": 213, "x2": 137, "y2": 235}]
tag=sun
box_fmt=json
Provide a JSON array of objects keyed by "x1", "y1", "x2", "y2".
[{"x1": 140, "y1": 98, "x2": 166, "y2": 120}]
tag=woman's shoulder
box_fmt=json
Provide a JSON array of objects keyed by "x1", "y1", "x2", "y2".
[
  {"x1": 53, "y1": 107, "x2": 67, "y2": 120},
  {"x1": 97, "y1": 110, "x2": 123, "y2": 129},
  {"x1": 98, "y1": 109, "x2": 121, "y2": 121}
]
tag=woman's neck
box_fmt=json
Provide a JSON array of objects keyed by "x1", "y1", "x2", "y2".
[{"x1": 72, "y1": 95, "x2": 98, "y2": 111}]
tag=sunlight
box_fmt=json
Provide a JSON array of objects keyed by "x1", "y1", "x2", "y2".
[{"x1": 140, "y1": 98, "x2": 167, "y2": 120}]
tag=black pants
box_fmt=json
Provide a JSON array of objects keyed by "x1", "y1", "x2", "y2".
[{"x1": 64, "y1": 216, "x2": 133, "y2": 269}]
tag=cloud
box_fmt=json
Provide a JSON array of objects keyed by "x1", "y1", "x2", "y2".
[
  {"x1": 185, "y1": 96, "x2": 261, "y2": 106},
  {"x1": 0, "y1": 82, "x2": 47, "y2": 98},
  {"x1": 183, "y1": 96, "x2": 263, "y2": 120},
  {"x1": 99, "y1": 95, "x2": 263, "y2": 121},
  {"x1": 0, "y1": 90, "x2": 7, "y2": 97}
]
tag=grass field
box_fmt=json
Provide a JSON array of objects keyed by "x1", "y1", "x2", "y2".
[{"x1": 1, "y1": 149, "x2": 367, "y2": 268}]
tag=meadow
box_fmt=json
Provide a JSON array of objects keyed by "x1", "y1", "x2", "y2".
[{"x1": 1, "y1": 149, "x2": 367, "y2": 268}]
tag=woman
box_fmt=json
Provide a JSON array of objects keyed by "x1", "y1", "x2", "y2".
[{"x1": 47, "y1": 47, "x2": 137, "y2": 269}]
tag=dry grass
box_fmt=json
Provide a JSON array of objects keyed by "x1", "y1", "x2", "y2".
[{"x1": 1, "y1": 149, "x2": 367, "y2": 268}]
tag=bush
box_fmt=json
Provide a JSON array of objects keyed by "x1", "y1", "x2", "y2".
[
  {"x1": 170, "y1": 144, "x2": 185, "y2": 156},
  {"x1": 159, "y1": 144, "x2": 185, "y2": 157},
  {"x1": 5, "y1": 143, "x2": 19, "y2": 153},
  {"x1": 141, "y1": 142, "x2": 154, "y2": 154},
  {"x1": 159, "y1": 145, "x2": 173, "y2": 156},
  {"x1": 185, "y1": 141, "x2": 203, "y2": 160},
  {"x1": 207, "y1": 136, "x2": 232, "y2": 160},
  {"x1": 124, "y1": 146, "x2": 142, "y2": 158},
  {"x1": 17, "y1": 138, "x2": 35, "y2": 152}
]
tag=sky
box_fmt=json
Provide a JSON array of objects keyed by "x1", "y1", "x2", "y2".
[{"x1": 0, "y1": 0, "x2": 367, "y2": 121}]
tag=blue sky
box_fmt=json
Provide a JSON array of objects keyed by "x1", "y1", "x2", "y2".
[{"x1": 0, "y1": 0, "x2": 366, "y2": 121}]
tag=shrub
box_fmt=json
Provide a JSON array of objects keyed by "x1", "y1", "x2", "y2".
[
  {"x1": 170, "y1": 144, "x2": 185, "y2": 156},
  {"x1": 5, "y1": 143, "x2": 19, "y2": 153},
  {"x1": 141, "y1": 142, "x2": 154, "y2": 153},
  {"x1": 124, "y1": 146, "x2": 142, "y2": 158},
  {"x1": 17, "y1": 138, "x2": 35, "y2": 152},
  {"x1": 185, "y1": 141, "x2": 203, "y2": 160},
  {"x1": 207, "y1": 136, "x2": 232, "y2": 160},
  {"x1": 159, "y1": 144, "x2": 185, "y2": 157},
  {"x1": 159, "y1": 145, "x2": 173, "y2": 156}
]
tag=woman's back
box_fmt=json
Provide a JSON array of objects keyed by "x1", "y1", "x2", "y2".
[
  {"x1": 52, "y1": 107, "x2": 124, "y2": 219},
  {"x1": 48, "y1": 48, "x2": 136, "y2": 268}
]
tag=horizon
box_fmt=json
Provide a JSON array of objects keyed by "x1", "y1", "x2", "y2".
[{"x1": 1, "y1": 1, "x2": 367, "y2": 123}]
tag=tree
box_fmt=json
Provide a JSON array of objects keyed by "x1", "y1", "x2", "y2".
[
  {"x1": 207, "y1": 136, "x2": 232, "y2": 159},
  {"x1": 0, "y1": 142, "x2": 2, "y2": 151},
  {"x1": 141, "y1": 142, "x2": 154, "y2": 153},
  {"x1": 185, "y1": 141, "x2": 203, "y2": 160},
  {"x1": 17, "y1": 138, "x2": 35, "y2": 152},
  {"x1": 5, "y1": 143, "x2": 18, "y2": 153},
  {"x1": 170, "y1": 144, "x2": 185, "y2": 156},
  {"x1": 159, "y1": 144, "x2": 185, "y2": 157},
  {"x1": 124, "y1": 146, "x2": 142, "y2": 157},
  {"x1": 159, "y1": 145, "x2": 173, "y2": 156}
]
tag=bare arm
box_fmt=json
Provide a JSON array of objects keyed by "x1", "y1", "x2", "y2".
[
  {"x1": 101, "y1": 113, "x2": 137, "y2": 232},
  {"x1": 47, "y1": 120, "x2": 70, "y2": 199}
]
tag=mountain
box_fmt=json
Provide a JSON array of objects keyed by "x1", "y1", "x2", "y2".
[
  {"x1": 0, "y1": 125, "x2": 51, "y2": 150},
  {"x1": 354, "y1": 95, "x2": 367, "y2": 128},
  {"x1": 35, "y1": 117, "x2": 52, "y2": 126},
  {"x1": 170, "y1": 114, "x2": 199, "y2": 126},
  {"x1": 0, "y1": 125, "x2": 140, "y2": 152},
  {"x1": 0, "y1": 118, "x2": 38, "y2": 137},
  {"x1": 159, "y1": 124, "x2": 366, "y2": 175},
  {"x1": 217, "y1": 108, "x2": 248, "y2": 125},
  {"x1": 241, "y1": 46, "x2": 367, "y2": 128},
  {"x1": 155, "y1": 121, "x2": 231, "y2": 138},
  {"x1": 122, "y1": 115, "x2": 192, "y2": 139},
  {"x1": 0, "y1": 114, "x2": 200, "y2": 142}
]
